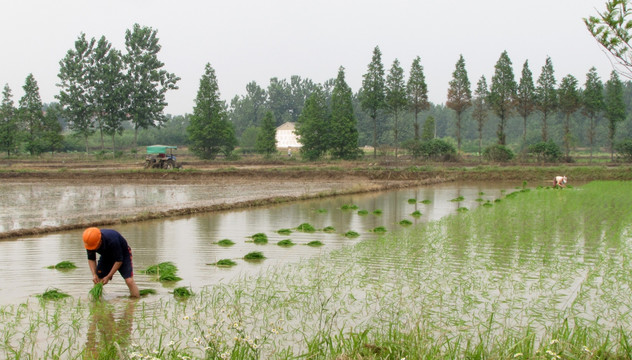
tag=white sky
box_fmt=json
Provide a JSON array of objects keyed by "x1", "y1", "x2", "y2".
[{"x1": 0, "y1": 0, "x2": 617, "y2": 116}]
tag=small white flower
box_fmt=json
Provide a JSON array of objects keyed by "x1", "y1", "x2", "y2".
[{"x1": 513, "y1": 353, "x2": 523, "y2": 358}]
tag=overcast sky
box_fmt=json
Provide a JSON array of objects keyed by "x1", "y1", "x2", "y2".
[{"x1": 0, "y1": 0, "x2": 617, "y2": 116}]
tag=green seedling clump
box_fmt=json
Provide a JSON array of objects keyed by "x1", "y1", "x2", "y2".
[
  {"x1": 159, "y1": 272, "x2": 182, "y2": 282},
  {"x1": 475, "y1": 198, "x2": 484, "y2": 202},
  {"x1": 173, "y1": 287, "x2": 193, "y2": 299},
  {"x1": 244, "y1": 251, "x2": 265, "y2": 260},
  {"x1": 38, "y1": 288, "x2": 71, "y2": 301},
  {"x1": 399, "y1": 219, "x2": 413, "y2": 226},
  {"x1": 296, "y1": 223, "x2": 316, "y2": 232},
  {"x1": 370, "y1": 226, "x2": 387, "y2": 233},
  {"x1": 357, "y1": 210, "x2": 369, "y2": 216},
  {"x1": 478, "y1": 191, "x2": 486, "y2": 195},
  {"x1": 450, "y1": 196, "x2": 465, "y2": 202},
  {"x1": 316, "y1": 208, "x2": 328, "y2": 214},
  {"x1": 457, "y1": 207, "x2": 469, "y2": 212},
  {"x1": 482, "y1": 201, "x2": 493, "y2": 207},
  {"x1": 411, "y1": 210, "x2": 422, "y2": 217},
  {"x1": 277, "y1": 228, "x2": 292, "y2": 235},
  {"x1": 251, "y1": 233, "x2": 268, "y2": 244},
  {"x1": 277, "y1": 239, "x2": 295, "y2": 247},
  {"x1": 344, "y1": 231, "x2": 360, "y2": 238},
  {"x1": 421, "y1": 199, "x2": 432, "y2": 204},
  {"x1": 372, "y1": 209, "x2": 383, "y2": 215},
  {"x1": 216, "y1": 239, "x2": 235, "y2": 246},
  {"x1": 215, "y1": 259, "x2": 237, "y2": 267},
  {"x1": 323, "y1": 226, "x2": 336, "y2": 233},
  {"x1": 139, "y1": 289, "x2": 157, "y2": 296},
  {"x1": 340, "y1": 204, "x2": 359, "y2": 210},
  {"x1": 89, "y1": 283, "x2": 103, "y2": 301},
  {"x1": 407, "y1": 198, "x2": 417, "y2": 204},
  {"x1": 144, "y1": 261, "x2": 177, "y2": 275},
  {"x1": 47, "y1": 261, "x2": 77, "y2": 270},
  {"x1": 307, "y1": 240, "x2": 324, "y2": 247}
]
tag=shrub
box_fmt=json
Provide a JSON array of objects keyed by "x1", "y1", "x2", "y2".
[
  {"x1": 615, "y1": 139, "x2": 632, "y2": 161},
  {"x1": 404, "y1": 139, "x2": 457, "y2": 161},
  {"x1": 483, "y1": 144, "x2": 514, "y2": 162},
  {"x1": 528, "y1": 141, "x2": 561, "y2": 162}
]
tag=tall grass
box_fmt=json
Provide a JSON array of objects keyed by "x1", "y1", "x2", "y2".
[{"x1": 3, "y1": 182, "x2": 632, "y2": 359}]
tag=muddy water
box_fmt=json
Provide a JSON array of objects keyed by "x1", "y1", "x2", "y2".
[{"x1": 0, "y1": 181, "x2": 519, "y2": 305}]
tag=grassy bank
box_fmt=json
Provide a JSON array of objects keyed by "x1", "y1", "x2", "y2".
[{"x1": 2, "y1": 181, "x2": 632, "y2": 359}]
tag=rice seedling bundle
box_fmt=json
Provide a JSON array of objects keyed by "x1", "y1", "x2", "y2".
[
  {"x1": 407, "y1": 198, "x2": 417, "y2": 204},
  {"x1": 340, "y1": 204, "x2": 358, "y2": 210},
  {"x1": 172, "y1": 287, "x2": 193, "y2": 298},
  {"x1": 215, "y1": 259, "x2": 237, "y2": 267},
  {"x1": 217, "y1": 239, "x2": 235, "y2": 246},
  {"x1": 357, "y1": 210, "x2": 369, "y2": 216},
  {"x1": 139, "y1": 288, "x2": 157, "y2": 296},
  {"x1": 251, "y1": 233, "x2": 268, "y2": 244},
  {"x1": 296, "y1": 223, "x2": 316, "y2": 232},
  {"x1": 47, "y1": 261, "x2": 77, "y2": 270},
  {"x1": 144, "y1": 261, "x2": 182, "y2": 282},
  {"x1": 370, "y1": 226, "x2": 387, "y2": 233},
  {"x1": 38, "y1": 288, "x2": 71, "y2": 300},
  {"x1": 450, "y1": 196, "x2": 465, "y2": 202},
  {"x1": 244, "y1": 251, "x2": 265, "y2": 260},
  {"x1": 306, "y1": 240, "x2": 323, "y2": 247},
  {"x1": 344, "y1": 231, "x2": 360, "y2": 238},
  {"x1": 456, "y1": 207, "x2": 469, "y2": 212},
  {"x1": 323, "y1": 226, "x2": 336, "y2": 233},
  {"x1": 421, "y1": 199, "x2": 432, "y2": 204},
  {"x1": 372, "y1": 209, "x2": 383, "y2": 215},
  {"x1": 316, "y1": 208, "x2": 328, "y2": 213},
  {"x1": 411, "y1": 210, "x2": 422, "y2": 217},
  {"x1": 399, "y1": 219, "x2": 413, "y2": 226},
  {"x1": 89, "y1": 283, "x2": 103, "y2": 301},
  {"x1": 277, "y1": 228, "x2": 292, "y2": 235},
  {"x1": 277, "y1": 239, "x2": 295, "y2": 247}
]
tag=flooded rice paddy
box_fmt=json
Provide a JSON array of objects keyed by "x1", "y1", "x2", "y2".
[
  {"x1": 2, "y1": 180, "x2": 631, "y2": 358},
  {"x1": 0, "y1": 181, "x2": 511, "y2": 305}
]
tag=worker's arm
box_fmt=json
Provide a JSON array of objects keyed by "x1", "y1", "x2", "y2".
[
  {"x1": 88, "y1": 259, "x2": 99, "y2": 284},
  {"x1": 102, "y1": 261, "x2": 122, "y2": 285}
]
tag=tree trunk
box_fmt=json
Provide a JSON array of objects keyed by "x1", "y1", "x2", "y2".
[{"x1": 372, "y1": 114, "x2": 377, "y2": 159}]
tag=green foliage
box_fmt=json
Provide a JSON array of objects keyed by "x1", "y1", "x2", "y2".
[
  {"x1": 296, "y1": 88, "x2": 330, "y2": 160},
  {"x1": 605, "y1": 71, "x2": 626, "y2": 159},
  {"x1": 0, "y1": 84, "x2": 20, "y2": 156},
  {"x1": 372, "y1": 209, "x2": 383, "y2": 215},
  {"x1": 386, "y1": 58, "x2": 408, "y2": 157},
  {"x1": 19, "y1": 73, "x2": 45, "y2": 155},
  {"x1": 89, "y1": 283, "x2": 103, "y2": 301},
  {"x1": 483, "y1": 144, "x2": 514, "y2": 162},
  {"x1": 217, "y1": 239, "x2": 235, "y2": 246},
  {"x1": 47, "y1": 261, "x2": 77, "y2": 270},
  {"x1": 244, "y1": 251, "x2": 265, "y2": 260},
  {"x1": 615, "y1": 139, "x2": 632, "y2": 161},
  {"x1": 585, "y1": 0, "x2": 632, "y2": 78},
  {"x1": 405, "y1": 139, "x2": 457, "y2": 161},
  {"x1": 407, "y1": 56, "x2": 430, "y2": 140},
  {"x1": 239, "y1": 126, "x2": 259, "y2": 154},
  {"x1": 582, "y1": 67, "x2": 605, "y2": 160},
  {"x1": 172, "y1": 287, "x2": 193, "y2": 298},
  {"x1": 251, "y1": 233, "x2": 268, "y2": 244},
  {"x1": 255, "y1": 111, "x2": 277, "y2": 155},
  {"x1": 535, "y1": 56, "x2": 557, "y2": 141},
  {"x1": 411, "y1": 210, "x2": 422, "y2": 217},
  {"x1": 558, "y1": 74, "x2": 580, "y2": 158},
  {"x1": 528, "y1": 141, "x2": 562, "y2": 162},
  {"x1": 370, "y1": 226, "x2": 387, "y2": 233},
  {"x1": 516, "y1": 60, "x2": 535, "y2": 146},
  {"x1": 277, "y1": 239, "x2": 295, "y2": 247},
  {"x1": 421, "y1": 115, "x2": 435, "y2": 141},
  {"x1": 357, "y1": 209, "x2": 369, "y2": 215},
  {"x1": 472, "y1": 76, "x2": 489, "y2": 155},
  {"x1": 187, "y1": 63, "x2": 236, "y2": 159},
  {"x1": 144, "y1": 261, "x2": 181, "y2": 282}
]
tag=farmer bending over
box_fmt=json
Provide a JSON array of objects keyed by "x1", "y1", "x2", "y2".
[
  {"x1": 553, "y1": 175, "x2": 567, "y2": 188},
  {"x1": 83, "y1": 227, "x2": 140, "y2": 298}
]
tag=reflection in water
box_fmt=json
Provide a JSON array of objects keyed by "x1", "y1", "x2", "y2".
[{"x1": 84, "y1": 300, "x2": 136, "y2": 359}]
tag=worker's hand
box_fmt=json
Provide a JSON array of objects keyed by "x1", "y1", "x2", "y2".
[
  {"x1": 92, "y1": 274, "x2": 100, "y2": 284},
  {"x1": 102, "y1": 276, "x2": 111, "y2": 285}
]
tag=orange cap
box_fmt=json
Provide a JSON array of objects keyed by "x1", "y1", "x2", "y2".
[{"x1": 83, "y1": 227, "x2": 102, "y2": 250}]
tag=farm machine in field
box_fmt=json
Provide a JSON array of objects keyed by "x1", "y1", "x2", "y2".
[{"x1": 144, "y1": 145, "x2": 182, "y2": 169}]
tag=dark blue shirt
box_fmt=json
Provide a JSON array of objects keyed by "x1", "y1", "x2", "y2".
[{"x1": 86, "y1": 229, "x2": 131, "y2": 262}]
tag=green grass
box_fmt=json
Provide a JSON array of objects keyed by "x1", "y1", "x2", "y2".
[
  {"x1": 47, "y1": 261, "x2": 77, "y2": 270},
  {"x1": 37, "y1": 288, "x2": 71, "y2": 301},
  {"x1": 216, "y1": 239, "x2": 235, "y2": 246},
  {"x1": 277, "y1": 239, "x2": 295, "y2": 247}
]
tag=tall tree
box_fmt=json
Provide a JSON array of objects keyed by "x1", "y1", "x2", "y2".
[
  {"x1": 604, "y1": 70, "x2": 626, "y2": 160},
  {"x1": 187, "y1": 63, "x2": 236, "y2": 159},
  {"x1": 93, "y1": 37, "x2": 128, "y2": 154},
  {"x1": 488, "y1": 51, "x2": 517, "y2": 145},
  {"x1": 585, "y1": 0, "x2": 632, "y2": 78},
  {"x1": 386, "y1": 59, "x2": 407, "y2": 160},
  {"x1": 56, "y1": 32, "x2": 96, "y2": 153},
  {"x1": 407, "y1": 56, "x2": 429, "y2": 140},
  {"x1": 360, "y1": 46, "x2": 386, "y2": 158},
  {"x1": 446, "y1": 54, "x2": 472, "y2": 153},
  {"x1": 421, "y1": 116, "x2": 435, "y2": 141},
  {"x1": 558, "y1": 74, "x2": 581, "y2": 159},
  {"x1": 41, "y1": 103, "x2": 64, "y2": 153},
  {"x1": 472, "y1": 76, "x2": 489, "y2": 160},
  {"x1": 516, "y1": 60, "x2": 536, "y2": 148},
  {"x1": 124, "y1": 23, "x2": 180, "y2": 147},
  {"x1": 19, "y1": 74, "x2": 45, "y2": 155},
  {"x1": 246, "y1": 81, "x2": 267, "y2": 127},
  {"x1": 296, "y1": 88, "x2": 330, "y2": 160},
  {"x1": 330, "y1": 67, "x2": 359, "y2": 160},
  {"x1": 0, "y1": 84, "x2": 19, "y2": 156},
  {"x1": 535, "y1": 56, "x2": 557, "y2": 142},
  {"x1": 582, "y1": 67, "x2": 605, "y2": 162}
]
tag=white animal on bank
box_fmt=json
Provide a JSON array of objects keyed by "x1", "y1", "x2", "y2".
[{"x1": 554, "y1": 175, "x2": 567, "y2": 188}]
